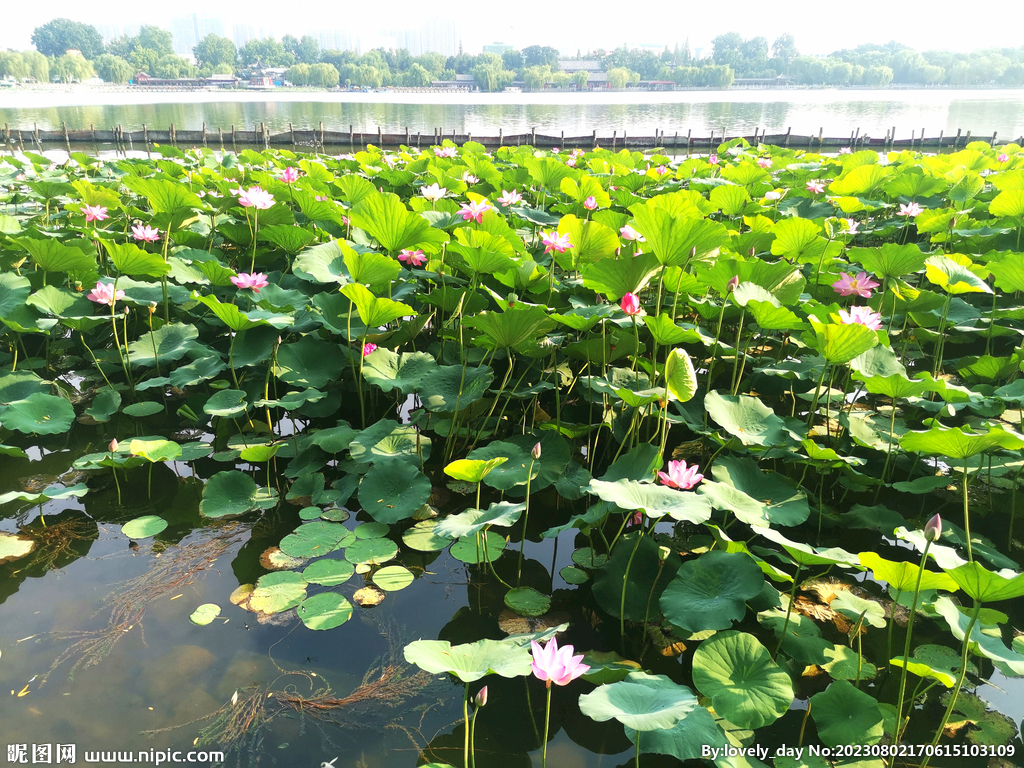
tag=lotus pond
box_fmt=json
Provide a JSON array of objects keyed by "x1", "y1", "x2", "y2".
[{"x1": 1, "y1": 139, "x2": 1024, "y2": 768}]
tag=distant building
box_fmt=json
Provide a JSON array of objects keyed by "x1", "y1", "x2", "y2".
[
  {"x1": 557, "y1": 60, "x2": 603, "y2": 73},
  {"x1": 385, "y1": 19, "x2": 460, "y2": 56},
  {"x1": 483, "y1": 42, "x2": 513, "y2": 55},
  {"x1": 733, "y1": 75, "x2": 794, "y2": 87},
  {"x1": 431, "y1": 73, "x2": 477, "y2": 90},
  {"x1": 171, "y1": 14, "x2": 227, "y2": 57}
]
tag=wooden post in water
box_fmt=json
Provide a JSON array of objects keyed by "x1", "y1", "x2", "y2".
[
  {"x1": 203, "y1": 122, "x2": 208, "y2": 147},
  {"x1": 350, "y1": 125, "x2": 354, "y2": 152},
  {"x1": 499, "y1": 128, "x2": 503, "y2": 147},
  {"x1": 560, "y1": 130, "x2": 564, "y2": 147},
  {"x1": 143, "y1": 124, "x2": 149, "y2": 146},
  {"x1": 416, "y1": 131, "x2": 421, "y2": 149},
  {"x1": 753, "y1": 127, "x2": 759, "y2": 147},
  {"x1": 623, "y1": 130, "x2": 627, "y2": 147},
  {"x1": 231, "y1": 124, "x2": 236, "y2": 152},
  {"x1": 218, "y1": 127, "x2": 224, "y2": 152},
  {"x1": 531, "y1": 126, "x2": 536, "y2": 146},
  {"x1": 891, "y1": 126, "x2": 896, "y2": 151},
  {"x1": 289, "y1": 122, "x2": 295, "y2": 146},
  {"x1": 377, "y1": 125, "x2": 383, "y2": 147},
  {"x1": 406, "y1": 126, "x2": 410, "y2": 145},
  {"x1": 319, "y1": 122, "x2": 324, "y2": 147},
  {"x1": 709, "y1": 129, "x2": 714, "y2": 150},
  {"x1": 686, "y1": 129, "x2": 691, "y2": 156},
  {"x1": 785, "y1": 126, "x2": 791, "y2": 148},
  {"x1": 992, "y1": 131, "x2": 998, "y2": 147},
  {"x1": 954, "y1": 128, "x2": 961, "y2": 149},
  {"x1": 91, "y1": 124, "x2": 96, "y2": 143},
  {"x1": 910, "y1": 129, "x2": 915, "y2": 150},
  {"x1": 854, "y1": 127, "x2": 860, "y2": 148},
  {"x1": 62, "y1": 122, "x2": 70, "y2": 153},
  {"x1": 34, "y1": 123, "x2": 39, "y2": 145},
  {"x1": 964, "y1": 130, "x2": 971, "y2": 145},
  {"x1": 817, "y1": 127, "x2": 823, "y2": 150},
  {"x1": 673, "y1": 131, "x2": 678, "y2": 148},
  {"x1": 467, "y1": 132, "x2": 472, "y2": 144},
  {"x1": 611, "y1": 130, "x2": 616, "y2": 151},
  {"x1": 593, "y1": 129, "x2": 597, "y2": 148}
]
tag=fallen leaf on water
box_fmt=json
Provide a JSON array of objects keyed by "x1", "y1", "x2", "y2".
[
  {"x1": 170, "y1": 594, "x2": 183, "y2": 601},
  {"x1": 17, "y1": 685, "x2": 30, "y2": 697}
]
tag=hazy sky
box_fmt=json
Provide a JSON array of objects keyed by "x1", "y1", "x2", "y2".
[{"x1": 0, "y1": 2, "x2": 1010, "y2": 56}]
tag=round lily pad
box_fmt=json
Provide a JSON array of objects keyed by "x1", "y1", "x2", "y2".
[
  {"x1": 449, "y1": 531, "x2": 506, "y2": 564},
  {"x1": 122, "y1": 401, "x2": 164, "y2": 418},
  {"x1": 358, "y1": 459, "x2": 431, "y2": 524},
  {"x1": 354, "y1": 521, "x2": 390, "y2": 539},
  {"x1": 0, "y1": 532, "x2": 36, "y2": 564},
  {"x1": 572, "y1": 547, "x2": 608, "y2": 568},
  {"x1": 402, "y1": 519, "x2": 448, "y2": 552},
  {"x1": 321, "y1": 508, "x2": 349, "y2": 522},
  {"x1": 345, "y1": 537, "x2": 399, "y2": 566},
  {"x1": 120, "y1": 515, "x2": 168, "y2": 539},
  {"x1": 561, "y1": 565, "x2": 590, "y2": 585},
  {"x1": 279, "y1": 521, "x2": 354, "y2": 559},
  {"x1": 504, "y1": 586, "x2": 551, "y2": 617},
  {"x1": 2, "y1": 393, "x2": 76, "y2": 434},
  {"x1": 373, "y1": 565, "x2": 415, "y2": 591},
  {"x1": 189, "y1": 603, "x2": 221, "y2": 626},
  {"x1": 297, "y1": 593, "x2": 353, "y2": 630},
  {"x1": 229, "y1": 584, "x2": 254, "y2": 606},
  {"x1": 302, "y1": 558, "x2": 355, "y2": 586},
  {"x1": 259, "y1": 546, "x2": 307, "y2": 571},
  {"x1": 298, "y1": 506, "x2": 323, "y2": 520},
  {"x1": 248, "y1": 572, "x2": 308, "y2": 615}
]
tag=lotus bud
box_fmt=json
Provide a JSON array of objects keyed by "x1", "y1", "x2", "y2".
[
  {"x1": 123, "y1": 306, "x2": 130, "y2": 315},
  {"x1": 149, "y1": 302, "x2": 157, "y2": 315},
  {"x1": 474, "y1": 685, "x2": 488, "y2": 707},
  {"x1": 658, "y1": 546, "x2": 671, "y2": 562},
  {"x1": 109, "y1": 438, "x2": 119, "y2": 452},
  {"x1": 531, "y1": 443, "x2": 542, "y2": 461},
  {"x1": 726, "y1": 275, "x2": 740, "y2": 294},
  {"x1": 924, "y1": 513, "x2": 942, "y2": 542}
]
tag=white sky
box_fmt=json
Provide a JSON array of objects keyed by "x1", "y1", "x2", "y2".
[{"x1": 0, "y1": 2, "x2": 1011, "y2": 57}]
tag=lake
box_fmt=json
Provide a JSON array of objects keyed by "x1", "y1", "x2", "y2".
[{"x1": 2, "y1": 87, "x2": 1024, "y2": 142}]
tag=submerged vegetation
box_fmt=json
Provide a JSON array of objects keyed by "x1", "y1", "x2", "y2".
[{"x1": 2, "y1": 137, "x2": 1024, "y2": 765}]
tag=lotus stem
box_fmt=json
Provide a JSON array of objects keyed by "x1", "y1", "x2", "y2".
[
  {"x1": 517, "y1": 457, "x2": 536, "y2": 585},
  {"x1": 962, "y1": 458, "x2": 974, "y2": 563},
  {"x1": 463, "y1": 684, "x2": 471, "y2": 768},
  {"x1": 773, "y1": 563, "x2": 802, "y2": 660},
  {"x1": 729, "y1": 309, "x2": 746, "y2": 395},
  {"x1": 619, "y1": 529, "x2": 645, "y2": 655},
  {"x1": 703, "y1": 304, "x2": 728, "y2": 429},
  {"x1": 635, "y1": 731, "x2": 641, "y2": 768},
  {"x1": 921, "y1": 600, "x2": 981, "y2": 768},
  {"x1": 931, "y1": 294, "x2": 952, "y2": 378},
  {"x1": 228, "y1": 332, "x2": 240, "y2": 389},
  {"x1": 469, "y1": 701, "x2": 480, "y2": 768},
  {"x1": 541, "y1": 682, "x2": 552, "y2": 768},
  {"x1": 806, "y1": 362, "x2": 829, "y2": 429},
  {"x1": 250, "y1": 209, "x2": 259, "y2": 272},
  {"x1": 639, "y1": 553, "x2": 667, "y2": 662},
  {"x1": 890, "y1": 536, "x2": 933, "y2": 760}
]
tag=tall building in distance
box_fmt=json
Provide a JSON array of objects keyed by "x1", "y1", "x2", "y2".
[
  {"x1": 317, "y1": 29, "x2": 359, "y2": 54},
  {"x1": 170, "y1": 14, "x2": 227, "y2": 56},
  {"x1": 384, "y1": 19, "x2": 460, "y2": 57},
  {"x1": 96, "y1": 23, "x2": 140, "y2": 44},
  {"x1": 483, "y1": 42, "x2": 513, "y2": 55},
  {"x1": 231, "y1": 24, "x2": 277, "y2": 49}
]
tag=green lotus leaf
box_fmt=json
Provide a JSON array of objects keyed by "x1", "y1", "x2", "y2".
[
  {"x1": 710, "y1": 184, "x2": 752, "y2": 216},
  {"x1": 821, "y1": 645, "x2": 877, "y2": 681},
  {"x1": 105, "y1": 242, "x2": 170, "y2": 277},
  {"x1": 373, "y1": 564, "x2": 415, "y2": 592},
  {"x1": 124, "y1": 176, "x2": 202, "y2": 215},
  {"x1": 660, "y1": 551, "x2": 764, "y2": 632},
  {"x1": 403, "y1": 637, "x2": 532, "y2": 682},
  {"x1": 691, "y1": 630, "x2": 793, "y2": 729},
  {"x1": 249, "y1": 571, "x2": 307, "y2": 614},
  {"x1": 302, "y1": 558, "x2": 355, "y2": 586},
  {"x1": 828, "y1": 163, "x2": 890, "y2": 196},
  {"x1": 309, "y1": 422, "x2": 359, "y2": 453},
  {"x1": 402, "y1": 520, "x2": 448, "y2": 552},
  {"x1": 341, "y1": 283, "x2": 414, "y2": 328},
  {"x1": 561, "y1": 565, "x2": 589, "y2": 584},
  {"x1": 0, "y1": 483, "x2": 90, "y2": 506},
  {"x1": 901, "y1": 423, "x2": 1024, "y2": 459},
  {"x1": 586, "y1": 479, "x2": 712, "y2": 524},
  {"x1": 449, "y1": 228, "x2": 516, "y2": 274},
  {"x1": 203, "y1": 389, "x2": 248, "y2": 418},
  {"x1": 857, "y1": 552, "x2": 957, "y2": 593},
  {"x1": 344, "y1": 248, "x2": 402, "y2": 289},
  {"x1": 770, "y1": 217, "x2": 822, "y2": 261},
  {"x1": 293, "y1": 240, "x2": 353, "y2": 284},
  {"x1": 280, "y1": 521, "x2": 353, "y2": 559},
  {"x1": 628, "y1": 204, "x2": 728, "y2": 266},
  {"x1": 350, "y1": 191, "x2": 448, "y2": 254},
  {"x1": 354, "y1": 522, "x2": 389, "y2": 539},
  {"x1": 122, "y1": 401, "x2": 162, "y2": 418},
  {"x1": 273, "y1": 336, "x2": 345, "y2": 389},
  {"x1": 259, "y1": 223, "x2": 317, "y2": 254},
  {"x1": 924, "y1": 254, "x2": 992, "y2": 295},
  {"x1": 199, "y1": 470, "x2": 261, "y2": 518},
  {"x1": 556, "y1": 215, "x2": 619, "y2": 264},
  {"x1": 503, "y1": 586, "x2": 551, "y2": 617},
  {"x1": 848, "y1": 243, "x2": 927, "y2": 280},
  {"x1": 119, "y1": 515, "x2": 168, "y2": 539},
  {"x1": 829, "y1": 591, "x2": 886, "y2": 628},
  {"x1": 85, "y1": 388, "x2": 121, "y2": 422},
  {"x1": 808, "y1": 320, "x2": 878, "y2": 364},
  {"x1": 297, "y1": 592, "x2": 353, "y2": 630},
  {"x1": 752, "y1": 526, "x2": 859, "y2": 567},
  {"x1": 579, "y1": 671, "x2": 698, "y2": 731},
  {"x1": 359, "y1": 459, "x2": 431, "y2": 524},
  {"x1": 14, "y1": 237, "x2": 95, "y2": 273},
  {"x1": 466, "y1": 306, "x2": 556, "y2": 351},
  {"x1": 189, "y1": 603, "x2": 221, "y2": 626},
  {"x1": 700, "y1": 456, "x2": 809, "y2": 527},
  {"x1": 434, "y1": 501, "x2": 525, "y2": 539},
  {"x1": 989, "y1": 189, "x2": 1024, "y2": 218},
  {"x1": 986, "y1": 253, "x2": 1024, "y2": 293},
  {"x1": 362, "y1": 349, "x2": 437, "y2": 394},
  {"x1": 1, "y1": 393, "x2": 75, "y2": 435},
  {"x1": 945, "y1": 561, "x2": 1024, "y2": 603},
  {"x1": 192, "y1": 292, "x2": 294, "y2": 331},
  {"x1": 444, "y1": 457, "x2": 508, "y2": 484},
  {"x1": 418, "y1": 364, "x2": 494, "y2": 412},
  {"x1": 664, "y1": 348, "x2": 697, "y2": 403},
  {"x1": 933, "y1": 596, "x2": 1024, "y2": 675},
  {"x1": 581, "y1": 252, "x2": 662, "y2": 301},
  {"x1": 703, "y1": 391, "x2": 797, "y2": 448},
  {"x1": 809, "y1": 680, "x2": 884, "y2": 746},
  {"x1": 344, "y1": 536, "x2": 399, "y2": 566},
  {"x1": 591, "y1": 532, "x2": 681, "y2": 620},
  {"x1": 467, "y1": 433, "x2": 570, "y2": 494}
]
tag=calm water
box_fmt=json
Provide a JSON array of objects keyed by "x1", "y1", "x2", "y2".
[{"x1": 2, "y1": 88, "x2": 1024, "y2": 140}]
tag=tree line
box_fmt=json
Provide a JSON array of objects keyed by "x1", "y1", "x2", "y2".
[{"x1": 4, "y1": 18, "x2": 1024, "y2": 89}]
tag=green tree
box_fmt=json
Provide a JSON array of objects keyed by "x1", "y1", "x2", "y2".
[
  {"x1": 404, "y1": 62, "x2": 432, "y2": 87},
  {"x1": 771, "y1": 33, "x2": 798, "y2": 68},
  {"x1": 521, "y1": 45, "x2": 559, "y2": 68},
  {"x1": 711, "y1": 32, "x2": 744, "y2": 70},
  {"x1": 0, "y1": 52, "x2": 27, "y2": 80},
  {"x1": 573, "y1": 70, "x2": 589, "y2": 89},
  {"x1": 239, "y1": 38, "x2": 290, "y2": 68},
  {"x1": 194, "y1": 34, "x2": 236, "y2": 69},
  {"x1": 296, "y1": 36, "x2": 320, "y2": 65},
  {"x1": 286, "y1": 63, "x2": 310, "y2": 85},
  {"x1": 606, "y1": 66, "x2": 631, "y2": 89},
  {"x1": 502, "y1": 49, "x2": 523, "y2": 71},
  {"x1": 308, "y1": 63, "x2": 339, "y2": 87},
  {"x1": 523, "y1": 65, "x2": 549, "y2": 91},
  {"x1": 700, "y1": 64, "x2": 734, "y2": 88},
  {"x1": 22, "y1": 51, "x2": 49, "y2": 82},
  {"x1": 472, "y1": 53, "x2": 514, "y2": 92},
  {"x1": 51, "y1": 52, "x2": 95, "y2": 82},
  {"x1": 137, "y1": 25, "x2": 173, "y2": 57},
  {"x1": 863, "y1": 65, "x2": 894, "y2": 87},
  {"x1": 738, "y1": 37, "x2": 769, "y2": 75},
  {"x1": 93, "y1": 53, "x2": 133, "y2": 83},
  {"x1": 415, "y1": 52, "x2": 446, "y2": 76},
  {"x1": 31, "y1": 18, "x2": 103, "y2": 59},
  {"x1": 153, "y1": 54, "x2": 195, "y2": 79}
]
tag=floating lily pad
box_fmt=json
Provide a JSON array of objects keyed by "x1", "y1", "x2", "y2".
[
  {"x1": 503, "y1": 586, "x2": 551, "y2": 617},
  {"x1": 122, "y1": 400, "x2": 164, "y2": 418},
  {"x1": 560, "y1": 566, "x2": 589, "y2": 584},
  {"x1": 354, "y1": 521, "x2": 390, "y2": 539},
  {"x1": 660, "y1": 551, "x2": 765, "y2": 632},
  {"x1": 199, "y1": 470, "x2": 261, "y2": 518},
  {"x1": 402, "y1": 519, "x2": 448, "y2": 552},
  {"x1": 0, "y1": 533, "x2": 36, "y2": 564},
  {"x1": 120, "y1": 515, "x2": 168, "y2": 539},
  {"x1": 373, "y1": 565, "x2": 415, "y2": 591},
  {"x1": 298, "y1": 506, "x2": 323, "y2": 520},
  {"x1": 809, "y1": 680, "x2": 884, "y2": 746},
  {"x1": 404, "y1": 637, "x2": 533, "y2": 682},
  {"x1": 189, "y1": 603, "x2": 221, "y2": 626},
  {"x1": 297, "y1": 592, "x2": 353, "y2": 630},
  {"x1": 279, "y1": 521, "x2": 354, "y2": 559},
  {"x1": 259, "y1": 547, "x2": 307, "y2": 571},
  {"x1": 2, "y1": 393, "x2": 75, "y2": 435},
  {"x1": 449, "y1": 531, "x2": 506, "y2": 564},
  {"x1": 345, "y1": 537, "x2": 399, "y2": 566},
  {"x1": 249, "y1": 571, "x2": 307, "y2": 615},
  {"x1": 301, "y1": 558, "x2": 355, "y2": 586},
  {"x1": 358, "y1": 459, "x2": 431, "y2": 524},
  {"x1": 579, "y1": 671, "x2": 698, "y2": 731}
]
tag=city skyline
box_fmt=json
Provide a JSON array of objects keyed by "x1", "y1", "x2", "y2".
[{"x1": 1, "y1": 2, "x2": 1013, "y2": 59}]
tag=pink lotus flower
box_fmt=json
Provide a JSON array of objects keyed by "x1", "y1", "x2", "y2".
[
  {"x1": 421, "y1": 183, "x2": 447, "y2": 202},
  {"x1": 230, "y1": 272, "x2": 270, "y2": 292},
  {"x1": 341, "y1": 215, "x2": 351, "y2": 226},
  {"x1": 458, "y1": 200, "x2": 492, "y2": 224},
  {"x1": 620, "y1": 225, "x2": 644, "y2": 241},
  {"x1": 838, "y1": 306, "x2": 883, "y2": 330},
  {"x1": 131, "y1": 224, "x2": 160, "y2": 242},
  {"x1": 398, "y1": 249, "x2": 427, "y2": 266},
  {"x1": 764, "y1": 190, "x2": 782, "y2": 201},
  {"x1": 832, "y1": 271, "x2": 880, "y2": 298},
  {"x1": 497, "y1": 189, "x2": 522, "y2": 206},
  {"x1": 462, "y1": 172, "x2": 479, "y2": 185},
  {"x1": 541, "y1": 231, "x2": 572, "y2": 254},
  {"x1": 86, "y1": 281, "x2": 125, "y2": 307},
  {"x1": 998, "y1": 153, "x2": 1010, "y2": 163},
  {"x1": 583, "y1": 196, "x2": 597, "y2": 210},
  {"x1": 279, "y1": 167, "x2": 300, "y2": 184},
  {"x1": 234, "y1": 186, "x2": 275, "y2": 209},
  {"x1": 434, "y1": 146, "x2": 457, "y2": 158},
  {"x1": 757, "y1": 157, "x2": 773, "y2": 169},
  {"x1": 551, "y1": 147, "x2": 559, "y2": 153},
  {"x1": 570, "y1": 149, "x2": 584, "y2": 158},
  {"x1": 709, "y1": 154, "x2": 718, "y2": 164},
  {"x1": 315, "y1": 195, "x2": 329, "y2": 202},
  {"x1": 925, "y1": 513, "x2": 942, "y2": 542},
  {"x1": 566, "y1": 157, "x2": 577, "y2": 167},
  {"x1": 839, "y1": 147, "x2": 853, "y2": 154},
  {"x1": 656, "y1": 165, "x2": 668, "y2": 175},
  {"x1": 726, "y1": 275, "x2": 740, "y2": 294},
  {"x1": 620, "y1": 292, "x2": 641, "y2": 315},
  {"x1": 658, "y1": 460, "x2": 704, "y2": 490},
  {"x1": 843, "y1": 218, "x2": 860, "y2": 234},
  {"x1": 83, "y1": 205, "x2": 109, "y2": 222},
  {"x1": 362, "y1": 342, "x2": 378, "y2": 356},
  {"x1": 530, "y1": 637, "x2": 589, "y2": 688},
  {"x1": 899, "y1": 202, "x2": 924, "y2": 217},
  {"x1": 806, "y1": 180, "x2": 826, "y2": 194}
]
